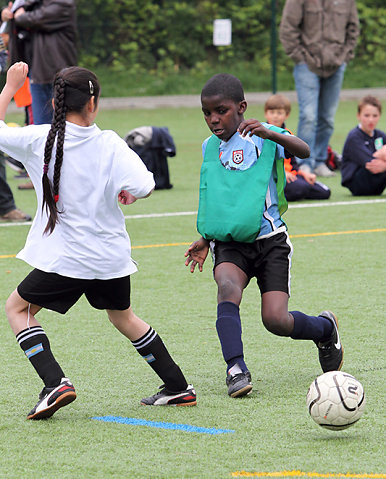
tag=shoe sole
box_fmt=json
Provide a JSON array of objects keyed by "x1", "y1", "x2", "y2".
[
  {"x1": 230, "y1": 384, "x2": 253, "y2": 398},
  {"x1": 27, "y1": 391, "x2": 77, "y2": 420},
  {"x1": 320, "y1": 311, "x2": 344, "y2": 371},
  {"x1": 140, "y1": 399, "x2": 197, "y2": 407},
  {"x1": 0, "y1": 217, "x2": 31, "y2": 222}
]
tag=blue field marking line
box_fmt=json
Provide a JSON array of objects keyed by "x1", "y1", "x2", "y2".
[{"x1": 92, "y1": 416, "x2": 235, "y2": 435}]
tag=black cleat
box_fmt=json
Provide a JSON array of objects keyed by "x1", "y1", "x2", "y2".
[
  {"x1": 27, "y1": 378, "x2": 76, "y2": 420},
  {"x1": 226, "y1": 370, "x2": 252, "y2": 398},
  {"x1": 141, "y1": 384, "x2": 197, "y2": 406},
  {"x1": 317, "y1": 311, "x2": 344, "y2": 372}
]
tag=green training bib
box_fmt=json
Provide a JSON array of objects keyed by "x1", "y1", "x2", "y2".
[{"x1": 197, "y1": 126, "x2": 287, "y2": 243}]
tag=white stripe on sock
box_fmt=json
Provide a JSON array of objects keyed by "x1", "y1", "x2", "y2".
[
  {"x1": 132, "y1": 328, "x2": 157, "y2": 350},
  {"x1": 16, "y1": 327, "x2": 45, "y2": 345}
]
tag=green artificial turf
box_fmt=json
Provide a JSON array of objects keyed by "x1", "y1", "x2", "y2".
[{"x1": 0, "y1": 101, "x2": 385, "y2": 478}]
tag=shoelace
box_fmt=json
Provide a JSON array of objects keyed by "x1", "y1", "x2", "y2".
[{"x1": 229, "y1": 373, "x2": 247, "y2": 384}]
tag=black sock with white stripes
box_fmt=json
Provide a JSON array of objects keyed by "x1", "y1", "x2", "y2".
[
  {"x1": 131, "y1": 327, "x2": 188, "y2": 392},
  {"x1": 16, "y1": 326, "x2": 65, "y2": 388}
]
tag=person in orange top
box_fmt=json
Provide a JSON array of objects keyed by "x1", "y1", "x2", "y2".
[{"x1": 264, "y1": 94, "x2": 331, "y2": 201}]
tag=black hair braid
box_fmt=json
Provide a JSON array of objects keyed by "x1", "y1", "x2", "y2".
[
  {"x1": 42, "y1": 77, "x2": 66, "y2": 235},
  {"x1": 53, "y1": 106, "x2": 66, "y2": 201}
]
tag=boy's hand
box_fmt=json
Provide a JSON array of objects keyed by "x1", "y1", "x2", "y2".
[
  {"x1": 367, "y1": 146, "x2": 386, "y2": 173},
  {"x1": 1, "y1": 3, "x2": 13, "y2": 21},
  {"x1": 299, "y1": 170, "x2": 316, "y2": 184},
  {"x1": 238, "y1": 119, "x2": 270, "y2": 139},
  {"x1": 6, "y1": 62, "x2": 28, "y2": 93},
  {"x1": 184, "y1": 237, "x2": 210, "y2": 273},
  {"x1": 286, "y1": 171, "x2": 296, "y2": 183},
  {"x1": 366, "y1": 158, "x2": 386, "y2": 174}
]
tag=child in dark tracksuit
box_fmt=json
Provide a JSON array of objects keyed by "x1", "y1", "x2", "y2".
[
  {"x1": 341, "y1": 95, "x2": 386, "y2": 196},
  {"x1": 264, "y1": 94, "x2": 330, "y2": 202}
]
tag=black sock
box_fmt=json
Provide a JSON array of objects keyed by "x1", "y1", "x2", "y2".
[
  {"x1": 290, "y1": 311, "x2": 333, "y2": 343},
  {"x1": 16, "y1": 326, "x2": 65, "y2": 388},
  {"x1": 131, "y1": 327, "x2": 188, "y2": 392},
  {"x1": 216, "y1": 301, "x2": 247, "y2": 373}
]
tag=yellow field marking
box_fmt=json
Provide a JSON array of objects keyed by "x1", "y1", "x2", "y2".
[
  {"x1": 291, "y1": 228, "x2": 386, "y2": 238},
  {"x1": 231, "y1": 471, "x2": 386, "y2": 478},
  {"x1": 0, "y1": 229, "x2": 385, "y2": 259}
]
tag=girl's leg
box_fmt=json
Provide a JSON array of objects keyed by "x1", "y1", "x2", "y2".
[
  {"x1": 107, "y1": 307, "x2": 190, "y2": 394},
  {"x1": 5, "y1": 289, "x2": 65, "y2": 387},
  {"x1": 107, "y1": 306, "x2": 149, "y2": 341}
]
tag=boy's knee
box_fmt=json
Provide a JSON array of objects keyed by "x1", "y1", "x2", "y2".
[
  {"x1": 262, "y1": 310, "x2": 292, "y2": 336},
  {"x1": 217, "y1": 278, "x2": 242, "y2": 303}
]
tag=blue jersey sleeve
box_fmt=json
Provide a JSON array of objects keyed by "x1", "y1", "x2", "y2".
[{"x1": 202, "y1": 137, "x2": 210, "y2": 158}]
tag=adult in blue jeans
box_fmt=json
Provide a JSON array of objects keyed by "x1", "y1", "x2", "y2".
[
  {"x1": 12, "y1": 0, "x2": 77, "y2": 125},
  {"x1": 0, "y1": 156, "x2": 31, "y2": 221},
  {"x1": 279, "y1": 0, "x2": 360, "y2": 178}
]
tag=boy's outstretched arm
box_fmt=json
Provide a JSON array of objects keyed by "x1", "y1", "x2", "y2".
[
  {"x1": 238, "y1": 118, "x2": 310, "y2": 159},
  {"x1": 184, "y1": 237, "x2": 210, "y2": 273}
]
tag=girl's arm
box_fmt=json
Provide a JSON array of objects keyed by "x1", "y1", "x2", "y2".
[
  {"x1": 118, "y1": 187, "x2": 154, "y2": 204},
  {"x1": 238, "y1": 118, "x2": 310, "y2": 159},
  {"x1": 0, "y1": 62, "x2": 28, "y2": 121}
]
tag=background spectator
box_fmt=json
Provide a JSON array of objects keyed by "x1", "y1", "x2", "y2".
[
  {"x1": 0, "y1": 155, "x2": 31, "y2": 221},
  {"x1": 13, "y1": 0, "x2": 77, "y2": 125},
  {"x1": 341, "y1": 95, "x2": 386, "y2": 195},
  {"x1": 264, "y1": 93, "x2": 330, "y2": 201},
  {"x1": 279, "y1": 0, "x2": 360, "y2": 177},
  {"x1": 367, "y1": 145, "x2": 386, "y2": 174}
]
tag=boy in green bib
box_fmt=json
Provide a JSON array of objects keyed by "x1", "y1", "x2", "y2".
[{"x1": 185, "y1": 73, "x2": 343, "y2": 398}]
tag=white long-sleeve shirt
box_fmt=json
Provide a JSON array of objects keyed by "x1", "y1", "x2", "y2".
[{"x1": 0, "y1": 121, "x2": 155, "y2": 279}]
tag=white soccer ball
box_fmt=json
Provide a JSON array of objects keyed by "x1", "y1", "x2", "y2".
[{"x1": 306, "y1": 371, "x2": 366, "y2": 431}]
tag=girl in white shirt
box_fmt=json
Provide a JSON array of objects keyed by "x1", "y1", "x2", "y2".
[{"x1": 2, "y1": 63, "x2": 196, "y2": 419}]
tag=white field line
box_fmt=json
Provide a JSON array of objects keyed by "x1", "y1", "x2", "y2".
[{"x1": 0, "y1": 198, "x2": 385, "y2": 227}]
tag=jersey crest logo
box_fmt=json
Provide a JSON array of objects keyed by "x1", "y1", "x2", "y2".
[{"x1": 232, "y1": 150, "x2": 244, "y2": 164}]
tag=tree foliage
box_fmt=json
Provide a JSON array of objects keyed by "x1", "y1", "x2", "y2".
[{"x1": 76, "y1": 0, "x2": 386, "y2": 73}]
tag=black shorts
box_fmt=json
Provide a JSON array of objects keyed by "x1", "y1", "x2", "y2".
[
  {"x1": 17, "y1": 269, "x2": 131, "y2": 314},
  {"x1": 211, "y1": 231, "x2": 293, "y2": 295}
]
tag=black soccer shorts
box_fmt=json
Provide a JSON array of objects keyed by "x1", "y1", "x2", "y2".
[
  {"x1": 211, "y1": 231, "x2": 293, "y2": 295},
  {"x1": 17, "y1": 269, "x2": 131, "y2": 314}
]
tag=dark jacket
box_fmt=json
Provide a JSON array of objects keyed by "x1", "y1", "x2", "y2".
[
  {"x1": 15, "y1": 0, "x2": 77, "y2": 84},
  {"x1": 279, "y1": 0, "x2": 360, "y2": 78},
  {"x1": 341, "y1": 126, "x2": 386, "y2": 186}
]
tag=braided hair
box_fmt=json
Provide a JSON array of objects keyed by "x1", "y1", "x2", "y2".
[{"x1": 42, "y1": 67, "x2": 100, "y2": 234}]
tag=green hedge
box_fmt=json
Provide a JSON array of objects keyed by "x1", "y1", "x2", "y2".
[{"x1": 76, "y1": 0, "x2": 386, "y2": 74}]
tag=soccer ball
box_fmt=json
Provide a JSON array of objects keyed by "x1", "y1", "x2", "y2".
[{"x1": 306, "y1": 371, "x2": 366, "y2": 431}]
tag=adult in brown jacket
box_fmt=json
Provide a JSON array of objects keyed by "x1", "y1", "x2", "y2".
[
  {"x1": 279, "y1": 0, "x2": 359, "y2": 177},
  {"x1": 12, "y1": 0, "x2": 77, "y2": 124}
]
